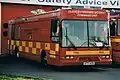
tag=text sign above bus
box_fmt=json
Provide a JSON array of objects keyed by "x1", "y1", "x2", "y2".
[
  {"x1": 61, "y1": 9, "x2": 108, "y2": 20},
  {"x1": 0, "y1": 0, "x2": 120, "y2": 8}
]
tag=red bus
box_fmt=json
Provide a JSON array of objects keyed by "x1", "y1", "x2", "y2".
[
  {"x1": 8, "y1": 8, "x2": 112, "y2": 66},
  {"x1": 110, "y1": 13, "x2": 120, "y2": 64}
]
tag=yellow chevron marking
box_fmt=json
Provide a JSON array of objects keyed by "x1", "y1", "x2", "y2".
[
  {"x1": 50, "y1": 50, "x2": 56, "y2": 55},
  {"x1": 55, "y1": 44, "x2": 59, "y2": 52},
  {"x1": 25, "y1": 47, "x2": 29, "y2": 53},
  {"x1": 11, "y1": 40, "x2": 14, "y2": 45},
  {"x1": 29, "y1": 42, "x2": 33, "y2": 47},
  {"x1": 8, "y1": 40, "x2": 9, "y2": 44},
  {"x1": 32, "y1": 48, "x2": 36, "y2": 54},
  {"x1": 22, "y1": 41, "x2": 26, "y2": 46},
  {"x1": 10, "y1": 45, "x2": 12, "y2": 49},
  {"x1": 36, "y1": 42, "x2": 41, "y2": 48},
  {"x1": 16, "y1": 41, "x2": 20, "y2": 46},
  {"x1": 45, "y1": 43, "x2": 50, "y2": 50},
  {"x1": 19, "y1": 46, "x2": 22, "y2": 51}
]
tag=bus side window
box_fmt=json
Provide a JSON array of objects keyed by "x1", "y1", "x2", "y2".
[
  {"x1": 14, "y1": 25, "x2": 20, "y2": 40},
  {"x1": 3, "y1": 23, "x2": 8, "y2": 37},
  {"x1": 51, "y1": 19, "x2": 60, "y2": 42},
  {"x1": 110, "y1": 20, "x2": 116, "y2": 36},
  {"x1": 11, "y1": 24, "x2": 15, "y2": 40}
]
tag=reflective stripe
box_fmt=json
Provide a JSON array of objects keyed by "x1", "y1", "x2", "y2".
[
  {"x1": 25, "y1": 47, "x2": 29, "y2": 53},
  {"x1": 50, "y1": 50, "x2": 56, "y2": 55},
  {"x1": 36, "y1": 42, "x2": 41, "y2": 48},
  {"x1": 11, "y1": 40, "x2": 14, "y2": 45},
  {"x1": 55, "y1": 44, "x2": 59, "y2": 51},
  {"x1": 66, "y1": 51, "x2": 110, "y2": 55},
  {"x1": 16, "y1": 41, "x2": 20, "y2": 46},
  {"x1": 45, "y1": 43, "x2": 50, "y2": 50},
  {"x1": 32, "y1": 48, "x2": 36, "y2": 54},
  {"x1": 49, "y1": 55, "x2": 56, "y2": 59},
  {"x1": 29, "y1": 42, "x2": 33, "y2": 47},
  {"x1": 19, "y1": 46, "x2": 22, "y2": 51},
  {"x1": 22, "y1": 41, "x2": 26, "y2": 46},
  {"x1": 112, "y1": 39, "x2": 120, "y2": 42},
  {"x1": 9, "y1": 40, "x2": 59, "y2": 56}
]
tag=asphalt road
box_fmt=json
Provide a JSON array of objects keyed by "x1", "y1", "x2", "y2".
[{"x1": 0, "y1": 56, "x2": 120, "y2": 80}]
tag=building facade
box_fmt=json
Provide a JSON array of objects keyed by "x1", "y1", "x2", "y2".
[{"x1": 0, "y1": 3, "x2": 53, "y2": 55}]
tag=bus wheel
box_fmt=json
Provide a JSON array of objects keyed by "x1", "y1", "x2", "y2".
[
  {"x1": 14, "y1": 47, "x2": 19, "y2": 58},
  {"x1": 16, "y1": 52, "x2": 20, "y2": 58},
  {"x1": 10, "y1": 50, "x2": 13, "y2": 55},
  {"x1": 41, "y1": 51, "x2": 48, "y2": 67}
]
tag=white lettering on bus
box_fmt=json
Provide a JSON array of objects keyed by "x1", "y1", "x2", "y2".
[{"x1": 68, "y1": 10, "x2": 105, "y2": 14}]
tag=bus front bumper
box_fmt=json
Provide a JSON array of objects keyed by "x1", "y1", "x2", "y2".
[{"x1": 57, "y1": 59, "x2": 112, "y2": 66}]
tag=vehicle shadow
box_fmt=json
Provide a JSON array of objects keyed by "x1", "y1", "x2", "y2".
[
  {"x1": 0, "y1": 56, "x2": 114, "y2": 73},
  {"x1": 16, "y1": 58, "x2": 108, "y2": 73},
  {"x1": 48, "y1": 65, "x2": 108, "y2": 72}
]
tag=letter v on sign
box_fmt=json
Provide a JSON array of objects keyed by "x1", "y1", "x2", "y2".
[{"x1": 110, "y1": 1, "x2": 117, "y2": 6}]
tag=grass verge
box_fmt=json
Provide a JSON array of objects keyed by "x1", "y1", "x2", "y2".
[{"x1": 0, "y1": 73, "x2": 42, "y2": 80}]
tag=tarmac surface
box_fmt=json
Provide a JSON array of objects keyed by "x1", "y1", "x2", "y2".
[{"x1": 0, "y1": 56, "x2": 120, "y2": 80}]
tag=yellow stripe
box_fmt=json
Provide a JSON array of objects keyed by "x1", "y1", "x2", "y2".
[
  {"x1": 45, "y1": 43, "x2": 50, "y2": 50},
  {"x1": 50, "y1": 50, "x2": 56, "y2": 55},
  {"x1": 32, "y1": 48, "x2": 36, "y2": 54},
  {"x1": 66, "y1": 50, "x2": 110, "y2": 55},
  {"x1": 55, "y1": 44, "x2": 59, "y2": 51},
  {"x1": 111, "y1": 39, "x2": 120, "y2": 42},
  {"x1": 49, "y1": 55, "x2": 56, "y2": 59}
]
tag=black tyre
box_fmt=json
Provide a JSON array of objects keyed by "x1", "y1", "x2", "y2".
[
  {"x1": 41, "y1": 51, "x2": 48, "y2": 67},
  {"x1": 14, "y1": 47, "x2": 20, "y2": 58}
]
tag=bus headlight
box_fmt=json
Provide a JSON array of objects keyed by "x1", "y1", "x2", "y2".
[
  {"x1": 65, "y1": 56, "x2": 74, "y2": 59},
  {"x1": 70, "y1": 56, "x2": 74, "y2": 59},
  {"x1": 100, "y1": 55, "x2": 110, "y2": 59},
  {"x1": 106, "y1": 56, "x2": 110, "y2": 58},
  {"x1": 100, "y1": 56, "x2": 106, "y2": 58},
  {"x1": 66, "y1": 56, "x2": 70, "y2": 59}
]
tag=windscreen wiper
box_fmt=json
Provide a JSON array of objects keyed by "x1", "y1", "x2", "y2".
[{"x1": 65, "y1": 27, "x2": 75, "y2": 48}]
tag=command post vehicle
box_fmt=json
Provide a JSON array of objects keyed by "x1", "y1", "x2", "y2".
[{"x1": 8, "y1": 8, "x2": 112, "y2": 66}]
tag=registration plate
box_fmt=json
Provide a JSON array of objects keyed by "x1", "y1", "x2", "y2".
[{"x1": 83, "y1": 62, "x2": 95, "y2": 65}]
